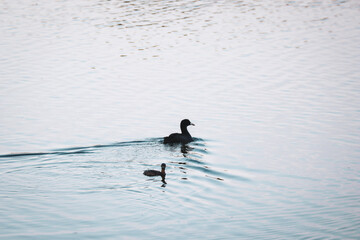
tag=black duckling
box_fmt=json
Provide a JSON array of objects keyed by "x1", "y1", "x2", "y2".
[
  {"x1": 143, "y1": 163, "x2": 166, "y2": 180},
  {"x1": 164, "y1": 119, "x2": 195, "y2": 144}
]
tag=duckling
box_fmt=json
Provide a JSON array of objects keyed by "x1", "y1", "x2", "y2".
[{"x1": 143, "y1": 163, "x2": 166, "y2": 181}]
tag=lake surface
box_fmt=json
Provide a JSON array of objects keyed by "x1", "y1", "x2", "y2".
[{"x1": 1, "y1": 0, "x2": 360, "y2": 239}]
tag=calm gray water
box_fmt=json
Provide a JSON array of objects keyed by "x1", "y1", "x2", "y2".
[{"x1": 1, "y1": 0, "x2": 360, "y2": 239}]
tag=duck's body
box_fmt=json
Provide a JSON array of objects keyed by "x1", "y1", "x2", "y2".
[
  {"x1": 164, "y1": 133, "x2": 192, "y2": 144},
  {"x1": 164, "y1": 119, "x2": 194, "y2": 144},
  {"x1": 143, "y1": 163, "x2": 166, "y2": 180}
]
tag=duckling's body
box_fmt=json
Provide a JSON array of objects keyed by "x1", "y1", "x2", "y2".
[
  {"x1": 143, "y1": 163, "x2": 166, "y2": 179},
  {"x1": 164, "y1": 119, "x2": 194, "y2": 144}
]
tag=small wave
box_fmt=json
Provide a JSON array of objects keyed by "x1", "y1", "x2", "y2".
[
  {"x1": 0, "y1": 137, "x2": 205, "y2": 159},
  {"x1": 0, "y1": 149, "x2": 93, "y2": 159},
  {"x1": 0, "y1": 139, "x2": 161, "y2": 159}
]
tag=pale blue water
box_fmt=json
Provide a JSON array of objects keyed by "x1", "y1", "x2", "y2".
[{"x1": 1, "y1": 0, "x2": 360, "y2": 239}]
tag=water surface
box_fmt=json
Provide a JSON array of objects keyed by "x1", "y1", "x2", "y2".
[{"x1": 1, "y1": 0, "x2": 360, "y2": 239}]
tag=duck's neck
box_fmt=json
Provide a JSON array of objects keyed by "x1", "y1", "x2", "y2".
[{"x1": 181, "y1": 125, "x2": 191, "y2": 136}]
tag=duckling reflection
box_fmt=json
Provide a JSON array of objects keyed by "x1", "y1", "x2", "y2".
[{"x1": 143, "y1": 163, "x2": 167, "y2": 184}]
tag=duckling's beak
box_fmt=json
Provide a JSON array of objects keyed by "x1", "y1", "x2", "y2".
[{"x1": 190, "y1": 123, "x2": 195, "y2": 126}]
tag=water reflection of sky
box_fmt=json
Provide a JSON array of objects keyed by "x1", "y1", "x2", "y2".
[{"x1": 0, "y1": 0, "x2": 359, "y2": 239}]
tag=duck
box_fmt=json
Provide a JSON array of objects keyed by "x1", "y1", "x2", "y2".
[
  {"x1": 143, "y1": 163, "x2": 166, "y2": 181},
  {"x1": 163, "y1": 119, "x2": 195, "y2": 144}
]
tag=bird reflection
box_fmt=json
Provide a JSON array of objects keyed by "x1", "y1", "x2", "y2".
[
  {"x1": 161, "y1": 178, "x2": 167, "y2": 187},
  {"x1": 181, "y1": 144, "x2": 193, "y2": 155}
]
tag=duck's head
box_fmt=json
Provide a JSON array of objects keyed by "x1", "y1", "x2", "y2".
[{"x1": 181, "y1": 119, "x2": 195, "y2": 128}]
